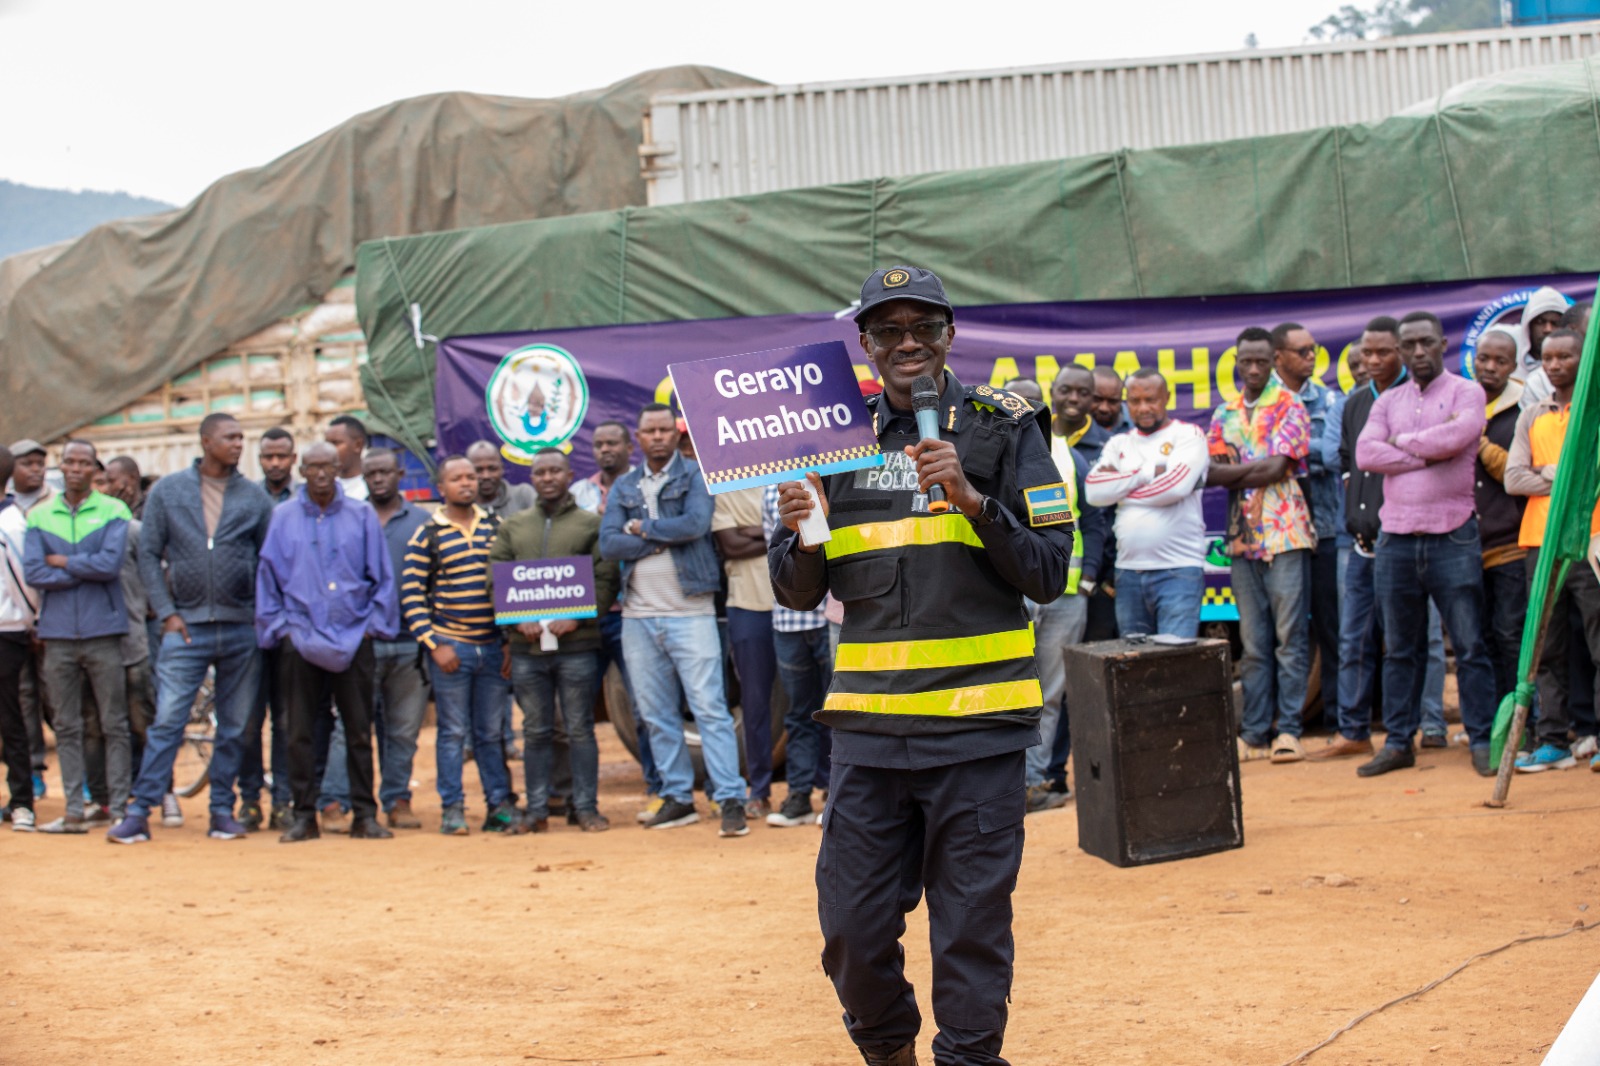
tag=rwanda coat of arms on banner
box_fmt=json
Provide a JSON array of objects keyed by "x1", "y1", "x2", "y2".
[{"x1": 485, "y1": 344, "x2": 590, "y2": 463}]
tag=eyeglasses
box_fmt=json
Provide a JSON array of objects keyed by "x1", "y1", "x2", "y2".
[
  {"x1": 864, "y1": 320, "x2": 948, "y2": 348},
  {"x1": 1279, "y1": 345, "x2": 1317, "y2": 358}
]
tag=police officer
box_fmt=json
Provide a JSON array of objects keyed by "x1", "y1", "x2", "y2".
[{"x1": 771, "y1": 266, "x2": 1076, "y2": 1066}]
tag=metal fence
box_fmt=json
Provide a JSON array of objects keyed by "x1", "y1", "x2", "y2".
[{"x1": 642, "y1": 21, "x2": 1600, "y2": 204}]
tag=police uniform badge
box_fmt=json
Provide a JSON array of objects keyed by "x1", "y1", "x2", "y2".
[
  {"x1": 1024, "y1": 483, "x2": 1075, "y2": 527},
  {"x1": 883, "y1": 269, "x2": 910, "y2": 288}
]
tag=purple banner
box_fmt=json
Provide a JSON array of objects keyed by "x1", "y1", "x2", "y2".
[
  {"x1": 668, "y1": 341, "x2": 883, "y2": 494},
  {"x1": 435, "y1": 271, "x2": 1596, "y2": 622},
  {"x1": 492, "y1": 556, "x2": 596, "y2": 625}
]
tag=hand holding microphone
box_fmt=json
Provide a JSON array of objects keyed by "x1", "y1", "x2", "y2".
[{"x1": 908, "y1": 375, "x2": 982, "y2": 518}]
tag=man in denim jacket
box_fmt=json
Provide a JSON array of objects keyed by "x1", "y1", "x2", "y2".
[
  {"x1": 599, "y1": 403, "x2": 750, "y2": 838},
  {"x1": 1272, "y1": 322, "x2": 1346, "y2": 730}
]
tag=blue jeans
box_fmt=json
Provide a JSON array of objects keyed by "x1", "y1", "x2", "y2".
[
  {"x1": 512, "y1": 651, "x2": 601, "y2": 817},
  {"x1": 130, "y1": 621, "x2": 261, "y2": 819},
  {"x1": 1114, "y1": 567, "x2": 1203, "y2": 638},
  {"x1": 773, "y1": 626, "x2": 832, "y2": 795},
  {"x1": 428, "y1": 638, "x2": 512, "y2": 810},
  {"x1": 1027, "y1": 592, "x2": 1087, "y2": 787},
  {"x1": 1232, "y1": 551, "x2": 1311, "y2": 746},
  {"x1": 621, "y1": 615, "x2": 747, "y2": 805},
  {"x1": 1337, "y1": 551, "x2": 1447, "y2": 741},
  {"x1": 1375, "y1": 521, "x2": 1497, "y2": 751},
  {"x1": 599, "y1": 610, "x2": 660, "y2": 794},
  {"x1": 728, "y1": 607, "x2": 777, "y2": 801}
]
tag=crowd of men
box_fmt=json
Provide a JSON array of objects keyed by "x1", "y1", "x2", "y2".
[{"x1": 2, "y1": 285, "x2": 1597, "y2": 841}]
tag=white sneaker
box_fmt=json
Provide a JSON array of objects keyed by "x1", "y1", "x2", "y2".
[
  {"x1": 1573, "y1": 735, "x2": 1598, "y2": 760},
  {"x1": 11, "y1": 807, "x2": 35, "y2": 832},
  {"x1": 160, "y1": 792, "x2": 184, "y2": 828}
]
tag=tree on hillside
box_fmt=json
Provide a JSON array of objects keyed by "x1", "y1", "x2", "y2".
[{"x1": 1308, "y1": 0, "x2": 1500, "y2": 40}]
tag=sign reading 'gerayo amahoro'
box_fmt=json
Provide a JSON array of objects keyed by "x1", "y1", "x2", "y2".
[
  {"x1": 492, "y1": 556, "x2": 596, "y2": 625},
  {"x1": 668, "y1": 340, "x2": 883, "y2": 494}
]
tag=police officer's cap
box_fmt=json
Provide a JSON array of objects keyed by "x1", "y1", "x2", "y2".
[{"x1": 853, "y1": 266, "x2": 953, "y2": 327}]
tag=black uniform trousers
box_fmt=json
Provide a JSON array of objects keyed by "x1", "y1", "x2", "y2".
[
  {"x1": 0, "y1": 636, "x2": 34, "y2": 812},
  {"x1": 279, "y1": 637, "x2": 378, "y2": 819},
  {"x1": 817, "y1": 749, "x2": 1026, "y2": 1066}
]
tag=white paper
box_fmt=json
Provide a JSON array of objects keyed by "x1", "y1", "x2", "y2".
[
  {"x1": 797, "y1": 479, "x2": 832, "y2": 546},
  {"x1": 540, "y1": 629, "x2": 560, "y2": 651}
]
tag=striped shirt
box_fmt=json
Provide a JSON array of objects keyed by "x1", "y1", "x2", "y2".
[
  {"x1": 400, "y1": 506, "x2": 501, "y2": 648},
  {"x1": 762, "y1": 484, "x2": 828, "y2": 633}
]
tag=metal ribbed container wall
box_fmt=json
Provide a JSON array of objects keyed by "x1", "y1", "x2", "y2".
[{"x1": 641, "y1": 21, "x2": 1600, "y2": 205}]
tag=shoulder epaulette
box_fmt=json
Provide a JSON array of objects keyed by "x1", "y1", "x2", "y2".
[{"x1": 966, "y1": 383, "x2": 1038, "y2": 421}]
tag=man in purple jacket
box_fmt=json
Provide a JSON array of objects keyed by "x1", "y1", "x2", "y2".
[
  {"x1": 256, "y1": 443, "x2": 399, "y2": 842},
  {"x1": 1355, "y1": 311, "x2": 1498, "y2": 777}
]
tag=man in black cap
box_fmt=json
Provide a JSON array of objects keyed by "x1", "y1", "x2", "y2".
[{"x1": 772, "y1": 266, "x2": 1076, "y2": 1066}]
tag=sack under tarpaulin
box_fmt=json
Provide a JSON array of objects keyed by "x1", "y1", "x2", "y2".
[{"x1": 0, "y1": 64, "x2": 764, "y2": 444}]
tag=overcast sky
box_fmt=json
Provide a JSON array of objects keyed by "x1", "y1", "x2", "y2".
[{"x1": 3, "y1": 0, "x2": 1349, "y2": 205}]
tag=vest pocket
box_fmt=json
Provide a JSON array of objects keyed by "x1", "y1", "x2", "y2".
[{"x1": 828, "y1": 556, "x2": 898, "y2": 603}]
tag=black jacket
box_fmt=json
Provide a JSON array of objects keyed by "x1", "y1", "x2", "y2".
[
  {"x1": 770, "y1": 374, "x2": 1075, "y2": 749},
  {"x1": 1341, "y1": 382, "x2": 1386, "y2": 552},
  {"x1": 1475, "y1": 392, "x2": 1526, "y2": 553}
]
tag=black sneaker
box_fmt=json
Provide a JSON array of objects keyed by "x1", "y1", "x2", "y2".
[
  {"x1": 482, "y1": 800, "x2": 520, "y2": 833},
  {"x1": 719, "y1": 798, "x2": 749, "y2": 838},
  {"x1": 643, "y1": 798, "x2": 699, "y2": 830},
  {"x1": 766, "y1": 791, "x2": 817, "y2": 827}
]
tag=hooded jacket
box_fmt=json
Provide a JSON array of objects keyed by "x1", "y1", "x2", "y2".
[{"x1": 1515, "y1": 285, "x2": 1573, "y2": 410}]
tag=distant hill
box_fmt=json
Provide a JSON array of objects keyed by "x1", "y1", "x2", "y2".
[{"x1": 0, "y1": 180, "x2": 174, "y2": 260}]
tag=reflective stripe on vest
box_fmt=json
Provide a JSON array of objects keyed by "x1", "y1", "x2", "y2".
[
  {"x1": 834, "y1": 625, "x2": 1035, "y2": 672},
  {"x1": 825, "y1": 678, "x2": 1045, "y2": 716},
  {"x1": 824, "y1": 513, "x2": 983, "y2": 560}
]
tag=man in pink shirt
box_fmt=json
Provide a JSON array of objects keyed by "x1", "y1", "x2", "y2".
[{"x1": 1354, "y1": 311, "x2": 1498, "y2": 777}]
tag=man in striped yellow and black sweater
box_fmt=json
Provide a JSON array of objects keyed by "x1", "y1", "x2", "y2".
[{"x1": 400, "y1": 454, "x2": 517, "y2": 835}]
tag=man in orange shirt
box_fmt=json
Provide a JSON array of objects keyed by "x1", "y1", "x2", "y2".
[{"x1": 1505, "y1": 329, "x2": 1599, "y2": 772}]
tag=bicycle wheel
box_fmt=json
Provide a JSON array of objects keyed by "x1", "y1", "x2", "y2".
[{"x1": 172, "y1": 669, "x2": 217, "y2": 799}]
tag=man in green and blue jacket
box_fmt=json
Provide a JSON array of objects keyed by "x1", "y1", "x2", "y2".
[{"x1": 23, "y1": 440, "x2": 132, "y2": 833}]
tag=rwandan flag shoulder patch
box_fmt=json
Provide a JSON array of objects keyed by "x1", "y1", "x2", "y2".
[{"x1": 1023, "y1": 483, "x2": 1075, "y2": 528}]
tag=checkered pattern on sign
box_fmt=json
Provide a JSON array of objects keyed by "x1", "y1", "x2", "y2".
[
  {"x1": 704, "y1": 444, "x2": 881, "y2": 486},
  {"x1": 1202, "y1": 587, "x2": 1235, "y2": 607}
]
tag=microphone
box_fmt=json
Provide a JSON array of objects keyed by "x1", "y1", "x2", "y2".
[{"x1": 910, "y1": 375, "x2": 949, "y2": 514}]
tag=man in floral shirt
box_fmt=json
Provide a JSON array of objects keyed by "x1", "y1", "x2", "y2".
[{"x1": 1208, "y1": 327, "x2": 1316, "y2": 764}]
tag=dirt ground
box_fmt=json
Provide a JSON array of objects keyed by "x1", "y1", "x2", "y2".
[{"x1": 3, "y1": 722, "x2": 1598, "y2": 1066}]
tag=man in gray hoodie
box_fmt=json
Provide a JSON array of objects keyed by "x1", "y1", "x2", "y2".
[{"x1": 108, "y1": 414, "x2": 274, "y2": 844}]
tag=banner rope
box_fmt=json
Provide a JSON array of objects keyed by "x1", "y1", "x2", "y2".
[
  {"x1": 1430, "y1": 93, "x2": 1473, "y2": 277},
  {"x1": 1112, "y1": 150, "x2": 1145, "y2": 298}
]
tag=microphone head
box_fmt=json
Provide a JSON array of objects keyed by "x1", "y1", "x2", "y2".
[{"x1": 910, "y1": 375, "x2": 940, "y2": 412}]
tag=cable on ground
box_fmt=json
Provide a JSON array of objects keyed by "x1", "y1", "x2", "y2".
[{"x1": 1276, "y1": 920, "x2": 1596, "y2": 1065}]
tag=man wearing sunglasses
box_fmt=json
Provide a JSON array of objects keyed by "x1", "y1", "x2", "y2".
[
  {"x1": 1271, "y1": 322, "x2": 1345, "y2": 736},
  {"x1": 771, "y1": 266, "x2": 1076, "y2": 1066}
]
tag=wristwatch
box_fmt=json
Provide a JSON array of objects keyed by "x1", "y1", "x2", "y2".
[{"x1": 967, "y1": 495, "x2": 1000, "y2": 528}]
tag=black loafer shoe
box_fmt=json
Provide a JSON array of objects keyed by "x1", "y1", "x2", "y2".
[
  {"x1": 348, "y1": 816, "x2": 394, "y2": 839},
  {"x1": 1471, "y1": 746, "x2": 1495, "y2": 777},
  {"x1": 278, "y1": 815, "x2": 321, "y2": 843},
  {"x1": 1357, "y1": 746, "x2": 1416, "y2": 777}
]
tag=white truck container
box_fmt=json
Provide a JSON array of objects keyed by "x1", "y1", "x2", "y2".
[{"x1": 640, "y1": 21, "x2": 1600, "y2": 205}]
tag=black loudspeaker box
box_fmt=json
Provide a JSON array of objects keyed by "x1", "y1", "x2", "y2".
[{"x1": 1066, "y1": 637, "x2": 1243, "y2": 867}]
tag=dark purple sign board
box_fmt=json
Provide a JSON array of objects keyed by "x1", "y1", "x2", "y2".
[
  {"x1": 666, "y1": 340, "x2": 883, "y2": 494},
  {"x1": 435, "y1": 271, "x2": 1596, "y2": 620},
  {"x1": 492, "y1": 556, "x2": 596, "y2": 625}
]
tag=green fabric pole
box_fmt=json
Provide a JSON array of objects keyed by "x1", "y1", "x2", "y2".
[{"x1": 1489, "y1": 271, "x2": 1600, "y2": 769}]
